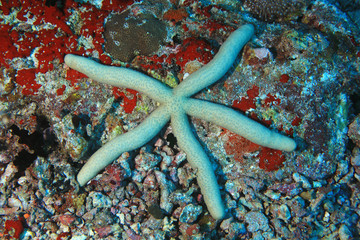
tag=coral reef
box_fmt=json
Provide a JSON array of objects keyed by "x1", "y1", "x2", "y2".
[{"x1": 0, "y1": 0, "x2": 359, "y2": 239}]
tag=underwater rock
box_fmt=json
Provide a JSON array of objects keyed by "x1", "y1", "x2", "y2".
[
  {"x1": 243, "y1": 0, "x2": 305, "y2": 22},
  {"x1": 104, "y1": 10, "x2": 167, "y2": 62}
]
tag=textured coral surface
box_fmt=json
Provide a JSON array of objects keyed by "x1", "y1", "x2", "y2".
[{"x1": 0, "y1": 0, "x2": 359, "y2": 239}]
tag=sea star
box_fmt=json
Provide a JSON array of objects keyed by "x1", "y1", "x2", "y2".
[{"x1": 64, "y1": 24, "x2": 296, "y2": 219}]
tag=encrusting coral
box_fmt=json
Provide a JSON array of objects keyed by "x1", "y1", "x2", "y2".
[
  {"x1": 243, "y1": 0, "x2": 304, "y2": 22},
  {"x1": 64, "y1": 24, "x2": 296, "y2": 220}
]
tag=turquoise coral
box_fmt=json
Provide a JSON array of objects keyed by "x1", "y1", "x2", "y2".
[{"x1": 64, "y1": 24, "x2": 296, "y2": 219}]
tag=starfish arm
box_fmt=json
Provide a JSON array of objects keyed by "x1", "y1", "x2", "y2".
[
  {"x1": 174, "y1": 24, "x2": 254, "y2": 97},
  {"x1": 184, "y1": 99, "x2": 296, "y2": 152},
  {"x1": 171, "y1": 110, "x2": 225, "y2": 219},
  {"x1": 77, "y1": 106, "x2": 170, "y2": 186},
  {"x1": 64, "y1": 54, "x2": 172, "y2": 103}
]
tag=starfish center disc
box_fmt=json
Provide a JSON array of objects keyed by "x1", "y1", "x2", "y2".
[{"x1": 165, "y1": 95, "x2": 187, "y2": 114}]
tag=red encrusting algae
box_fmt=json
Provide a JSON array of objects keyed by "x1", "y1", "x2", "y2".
[
  {"x1": 112, "y1": 88, "x2": 138, "y2": 114},
  {"x1": 232, "y1": 85, "x2": 260, "y2": 112},
  {"x1": 259, "y1": 147, "x2": 286, "y2": 171},
  {"x1": 0, "y1": 0, "x2": 133, "y2": 96},
  {"x1": 3, "y1": 218, "x2": 24, "y2": 239},
  {"x1": 15, "y1": 69, "x2": 42, "y2": 95}
]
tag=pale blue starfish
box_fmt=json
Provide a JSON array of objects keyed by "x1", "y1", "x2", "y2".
[{"x1": 64, "y1": 24, "x2": 296, "y2": 219}]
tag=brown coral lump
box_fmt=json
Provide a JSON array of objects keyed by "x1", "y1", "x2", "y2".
[
  {"x1": 243, "y1": 0, "x2": 303, "y2": 22},
  {"x1": 104, "y1": 10, "x2": 167, "y2": 62}
]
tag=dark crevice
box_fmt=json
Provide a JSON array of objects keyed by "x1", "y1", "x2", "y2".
[
  {"x1": 10, "y1": 115, "x2": 58, "y2": 178},
  {"x1": 72, "y1": 113, "x2": 91, "y2": 139},
  {"x1": 166, "y1": 132, "x2": 177, "y2": 149}
]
